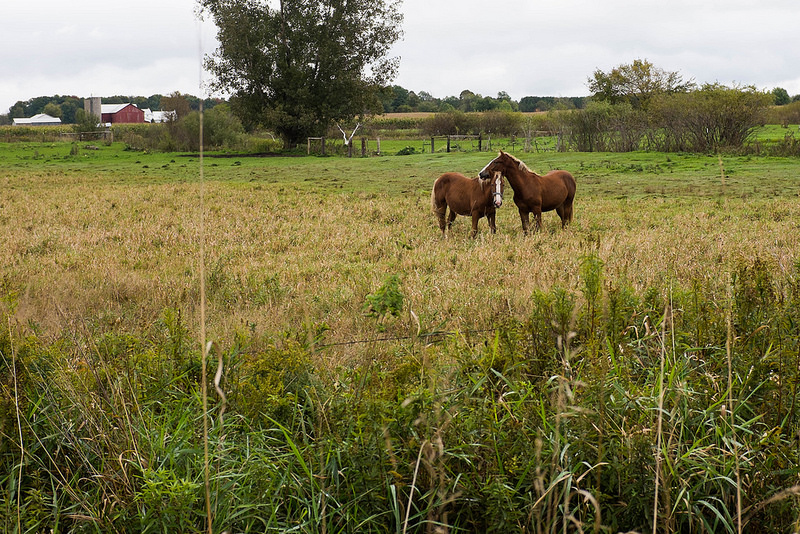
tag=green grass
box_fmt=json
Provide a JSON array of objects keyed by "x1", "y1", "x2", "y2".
[{"x1": 2, "y1": 140, "x2": 800, "y2": 532}]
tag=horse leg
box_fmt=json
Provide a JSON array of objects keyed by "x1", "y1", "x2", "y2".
[
  {"x1": 562, "y1": 202, "x2": 573, "y2": 227},
  {"x1": 556, "y1": 206, "x2": 566, "y2": 228},
  {"x1": 488, "y1": 211, "x2": 496, "y2": 234},
  {"x1": 519, "y1": 209, "x2": 531, "y2": 236},
  {"x1": 534, "y1": 209, "x2": 543, "y2": 232},
  {"x1": 447, "y1": 209, "x2": 457, "y2": 230},
  {"x1": 470, "y1": 212, "x2": 480, "y2": 238},
  {"x1": 433, "y1": 203, "x2": 447, "y2": 237}
]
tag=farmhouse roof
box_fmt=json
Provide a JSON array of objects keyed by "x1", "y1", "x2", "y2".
[
  {"x1": 12, "y1": 113, "x2": 62, "y2": 126},
  {"x1": 101, "y1": 103, "x2": 138, "y2": 114}
]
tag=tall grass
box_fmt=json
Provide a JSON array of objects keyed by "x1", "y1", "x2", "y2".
[
  {"x1": 5, "y1": 262, "x2": 800, "y2": 532},
  {"x1": 2, "y1": 144, "x2": 800, "y2": 531}
]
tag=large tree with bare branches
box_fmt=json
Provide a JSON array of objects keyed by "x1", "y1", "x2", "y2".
[{"x1": 198, "y1": 0, "x2": 403, "y2": 148}]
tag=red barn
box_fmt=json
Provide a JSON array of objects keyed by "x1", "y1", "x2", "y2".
[{"x1": 101, "y1": 103, "x2": 145, "y2": 124}]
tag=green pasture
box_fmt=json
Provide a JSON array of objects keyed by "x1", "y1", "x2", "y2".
[
  {"x1": 2, "y1": 139, "x2": 800, "y2": 532},
  {"x1": 3, "y1": 138, "x2": 798, "y2": 197}
]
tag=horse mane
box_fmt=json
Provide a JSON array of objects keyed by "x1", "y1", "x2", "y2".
[{"x1": 503, "y1": 151, "x2": 531, "y2": 173}]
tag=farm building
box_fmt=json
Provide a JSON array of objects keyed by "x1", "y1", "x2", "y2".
[
  {"x1": 142, "y1": 108, "x2": 177, "y2": 123},
  {"x1": 101, "y1": 103, "x2": 145, "y2": 124},
  {"x1": 12, "y1": 113, "x2": 62, "y2": 126}
]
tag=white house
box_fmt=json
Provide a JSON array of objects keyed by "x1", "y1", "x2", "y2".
[{"x1": 13, "y1": 113, "x2": 62, "y2": 126}]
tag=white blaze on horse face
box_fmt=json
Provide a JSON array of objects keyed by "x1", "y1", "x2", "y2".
[{"x1": 493, "y1": 173, "x2": 503, "y2": 207}]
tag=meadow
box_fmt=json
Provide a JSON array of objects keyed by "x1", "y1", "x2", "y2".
[{"x1": 2, "y1": 139, "x2": 800, "y2": 532}]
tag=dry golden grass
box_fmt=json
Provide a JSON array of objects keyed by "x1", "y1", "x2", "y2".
[{"x1": 3, "y1": 149, "x2": 800, "y2": 371}]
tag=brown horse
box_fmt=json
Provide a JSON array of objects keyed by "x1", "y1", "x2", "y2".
[
  {"x1": 431, "y1": 170, "x2": 504, "y2": 238},
  {"x1": 479, "y1": 151, "x2": 575, "y2": 234}
]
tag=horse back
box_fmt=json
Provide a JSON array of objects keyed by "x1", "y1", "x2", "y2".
[
  {"x1": 432, "y1": 172, "x2": 469, "y2": 201},
  {"x1": 436, "y1": 172, "x2": 470, "y2": 184},
  {"x1": 540, "y1": 170, "x2": 576, "y2": 208},
  {"x1": 432, "y1": 172, "x2": 486, "y2": 216}
]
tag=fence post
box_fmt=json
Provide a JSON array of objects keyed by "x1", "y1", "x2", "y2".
[
  {"x1": 447, "y1": 135, "x2": 451, "y2": 153},
  {"x1": 431, "y1": 137, "x2": 435, "y2": 153},
  {"x1": 321, "y1": 137, "x2": 326, "y2": 156},
  {"x1": 478, "y1": 133, "x2": 482, "y2": 152},
  {"x1": 361, "y1": 137, "x2": 366, "y2": 157},
  {"x1": 377, "y1": 137, "x2": 381, "y2": 155}
]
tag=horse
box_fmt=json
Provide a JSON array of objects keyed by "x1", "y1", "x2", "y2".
[
  {"x1": 479, "y1": 151, "x2": 575, "y2": 235},
  {"x1": 431, "y1": 170, "x2": 504, "y2": 238}
]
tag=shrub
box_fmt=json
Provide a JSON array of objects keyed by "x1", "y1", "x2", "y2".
[
  {"x1": 767, "y1": 101, "x2": 800, "y2": 125},
  {"x1": 649, "y1": 84, "x2": 772, "y2": 152},
  {"x1": 421, "y1": 110, "x2": 478, "y2": 136},
  {"x1": 480, "y1": 110, "x2": 524, "y2": 136},
  {"x1": 559, "y1": 101, "x2": 648, "y2": 152}
]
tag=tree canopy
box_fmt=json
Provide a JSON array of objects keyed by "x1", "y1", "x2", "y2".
[
  {"x1": 199, "y1": 0, "x2": 403, "y2": 147},
  {"x1": 772, "y1": 87, "x2": 790, "y2": 106},
  {"x1": 588, "y1": 59, "x2": 695, "y2": 110}
]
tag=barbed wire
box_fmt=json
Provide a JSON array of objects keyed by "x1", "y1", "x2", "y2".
[{"x1": 314, "y1": 327, "x2": 498, "y2": 350}]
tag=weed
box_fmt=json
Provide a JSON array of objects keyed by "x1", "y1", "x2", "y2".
[{"x1": 364, "y1": 274, "x2": 405, "y2": 331}]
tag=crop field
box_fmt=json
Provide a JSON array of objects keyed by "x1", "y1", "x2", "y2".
[{"x1": 2, "y1": 140, "x2": 800, "y2": 532}]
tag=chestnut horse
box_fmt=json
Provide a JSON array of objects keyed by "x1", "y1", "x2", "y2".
[
  {"x1": 431, "y1": 170, "x2": 504, "y2": 238},
  {"x1": 479, "y1": 151, "x2": 575, "y2": 234}
]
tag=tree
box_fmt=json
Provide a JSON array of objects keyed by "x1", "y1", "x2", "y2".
[
  {"x1": 474, "y1": 96, "x2": 498, "y2": 112},
  {"x1": 9, "y1": 102, "x2": 25, "y2": 119},
  {"x1": 73, "y1": 109, "x2": 102, "y2": 132},
  {"x1": 458, "y1": 90, "x2": 478, "y2": 112},
  {"x1": 59, "y1": 99, "x2": 80, "y2": 123},
  {"x1": 199, "y1": 0, "x2": 403, "y2": 148},
  {"x1": 519, "y1": 96, "x2": 541, "y2": 112},
  {"x1": 161, "y1": 91, "x2": 192, "y2": 120},
  {"x1": 416, "y1": 91, "x2": 437, "y2": 112},
  {"x1": 588, "y1": 59, "x2": 694, "y2": 110},
  {"x1": 772, "y1": 87, "x2": 790, "y2": 106},
  {"x1": 43, "y1": 102, "x2": 62, "y2": 118}
]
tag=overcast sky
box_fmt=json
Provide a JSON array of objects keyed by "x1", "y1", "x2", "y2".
[{"x1": 2, "y1": 0, "x2": 799, "y2": 114}]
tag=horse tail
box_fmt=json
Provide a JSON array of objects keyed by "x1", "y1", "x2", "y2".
[
  {"x1": 563, "y1": 171, "x2": 576, "y2": 224},
  {"x1": 431, "y1": 176, "x2": 442, "y2": 212}
]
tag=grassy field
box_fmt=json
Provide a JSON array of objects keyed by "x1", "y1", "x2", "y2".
[
  {"x1": 2, "y1": 140, "x2": 800, "y2": 532},
  {"x1": 3, "y1": 142, "x2": 798, "y2": 345}
]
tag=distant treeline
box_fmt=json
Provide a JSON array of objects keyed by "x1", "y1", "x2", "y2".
[
  {"x1": 380, "y1": 86, "x2": 589, "y2": 113},
  {"x1": 0, "y1": 93, "x2": 225, "y2": 125},
  {"x1": 6, "y1": 83, "x2": 799, "y2": 127},
  {"x1": 0, "y1": 88, "x2": 587, "y2": 126},
  {"x1": 4, "y1": 85, "x2": 800, "y2": 156}
]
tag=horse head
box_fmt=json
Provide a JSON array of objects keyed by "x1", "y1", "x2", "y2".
[{"x1": 479, "y1": 151, "x2": 515, "y2": 180}]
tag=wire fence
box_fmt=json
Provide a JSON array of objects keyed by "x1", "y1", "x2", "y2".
[{"x1": 314, "y1": 327, "x2": 498, "y2": 350}]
